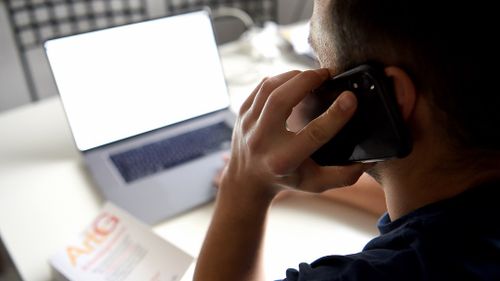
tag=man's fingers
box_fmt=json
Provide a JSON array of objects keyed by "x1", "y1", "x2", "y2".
[
  {"x1": 274, "y1": 159, "x2": 369, "y2": 192},
  {"x1": 248, "y1": 70, "x2": 302, "y2": 118},
  {"x1": 299, "y1": 162, "x2": 369, "y2": 192},
  {"x1": 281, "y1": 91, "x2": 358, "y2": 172},
  {"x1": 240, "y1": 71, "x2": 302, "y2": 133},
  {"x1": 260, "y1": 69, "x2": 330, "y2": 125},
  {"x1": 239, "y1": 78, "x2": 267, "y2": 115}
]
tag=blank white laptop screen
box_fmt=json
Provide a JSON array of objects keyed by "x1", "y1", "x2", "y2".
[{"x1": 45, "y1": 10, "x2": 229, "y2": 151}]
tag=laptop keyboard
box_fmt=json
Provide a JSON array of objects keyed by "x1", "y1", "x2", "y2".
[{"x1": 110, "y1": 122, "x2": 233, "y2": 183}]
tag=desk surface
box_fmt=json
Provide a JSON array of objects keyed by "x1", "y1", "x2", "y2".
[{"x1": 0, "y1": 42, "x2": 379, "y2": 281}]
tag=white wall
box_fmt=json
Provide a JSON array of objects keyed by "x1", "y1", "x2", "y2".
[{"x1": 0, "y1": 0, "x2": 313, "y2": 113}]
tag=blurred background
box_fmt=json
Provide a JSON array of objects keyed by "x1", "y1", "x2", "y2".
[
  {"x1": 0, "y1": 1, "x2": 314, "y2": 280},
  {"x1": 0, "y1": 0, "x2": 313, "y2": 113}
]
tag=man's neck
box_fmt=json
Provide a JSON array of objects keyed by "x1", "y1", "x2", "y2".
[{"x1": 377, "y1": 148, "x2": 500, "y2": 221}]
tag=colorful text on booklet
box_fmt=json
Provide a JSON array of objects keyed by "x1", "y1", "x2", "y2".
[{"x1": 50, "y1": 202, "x2": 193, "y2": 281}]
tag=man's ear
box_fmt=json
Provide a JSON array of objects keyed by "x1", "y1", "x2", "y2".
[{"x1": 384, "y1": 66, "x2": 417, "y2": 120}]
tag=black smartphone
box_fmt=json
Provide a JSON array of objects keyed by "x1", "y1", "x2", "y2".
[{"x1": 290, "y1": 64, "x2": 412, "y2": 165}]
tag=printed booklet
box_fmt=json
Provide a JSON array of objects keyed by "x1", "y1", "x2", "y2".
[{"x1": 49, "y1": 202, "x2": 193, "y2": 281}]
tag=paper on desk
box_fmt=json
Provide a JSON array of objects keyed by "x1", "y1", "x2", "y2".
[{"x1": 49, "y1": 202, "x2": 193, "y2": 281}]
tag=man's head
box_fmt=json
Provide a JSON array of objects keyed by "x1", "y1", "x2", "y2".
[{"x1": 309, "y1": 0, "x2": 500, "y2": 152}]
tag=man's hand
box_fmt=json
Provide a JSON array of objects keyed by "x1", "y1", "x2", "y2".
[
  {"x1": 220, "y1": 69, "x2": 370, "y2": 202},
  {"x1": 195, "y1": 69, "x2": 373, "y2": 281}
]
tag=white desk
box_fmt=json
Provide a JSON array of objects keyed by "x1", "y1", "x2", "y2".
[{"x1": 0, "y1": 42, "x2": 379, "y2": 281}]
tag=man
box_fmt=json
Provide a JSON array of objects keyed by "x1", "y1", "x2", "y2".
[{"x1": 194, "y1": 0, "x2": 500, "y2": 280}]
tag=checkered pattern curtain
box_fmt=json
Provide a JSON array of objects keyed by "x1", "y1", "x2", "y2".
[
  {"x1": 165, "y1": 0, "x2": 277, "y2": 25},
  {"x1": 5, "y1": 0, "x2": 149, "y2": 101},
  {"x1": 5, "y1": 0, "x2": 148, "y2": 52}
]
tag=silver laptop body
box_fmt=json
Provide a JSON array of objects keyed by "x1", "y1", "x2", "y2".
[{"x1": 44, "y1": 10, "x2": 235, "y2": 224}]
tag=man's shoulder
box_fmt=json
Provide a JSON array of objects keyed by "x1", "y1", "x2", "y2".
[
  {"x1": 376, "y1": 181, "x2": 500, "y2": 236},
  {"x1": 282, "y1": 183, "x2": 500, "y2": 281},
  {"x1": 369, "y1": 182, "x2": 500, "y2": 254},
  {"x1": 285, "y1": 234, "x2": 500, "y2": 281},
  {"x1": 283, "y1": 248, "x2": 421, "y2": 281}
]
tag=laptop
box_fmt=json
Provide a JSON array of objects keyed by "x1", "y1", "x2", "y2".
[{"x1": 44, "y1": 9, "x2": 235, "y2": 225}]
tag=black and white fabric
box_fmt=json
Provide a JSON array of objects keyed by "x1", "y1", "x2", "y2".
[
  {"x1": 6, "y1": 0, "x2": 148, "y2": 51},
  {"x1": 5, "y1": 0, "x2": 148, "y2": 101},
  {"x1": 165, "y1": 0, "x2": 277, "y2": 25},
  {"x1": 4, "y1": 0, "x2": 277, "y2": 102}
]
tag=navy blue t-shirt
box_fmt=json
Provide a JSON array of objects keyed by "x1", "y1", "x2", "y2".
[{"x1": 283, "y1": 182, "x2": 500, "y2": 281}]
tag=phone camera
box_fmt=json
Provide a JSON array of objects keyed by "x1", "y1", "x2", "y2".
[
  {"x1": 351, "y1": 74, "x2": 375, "y2": 92},
  {"x1": 361, "y1": 74, "x2": 375, "y2": 91}
]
